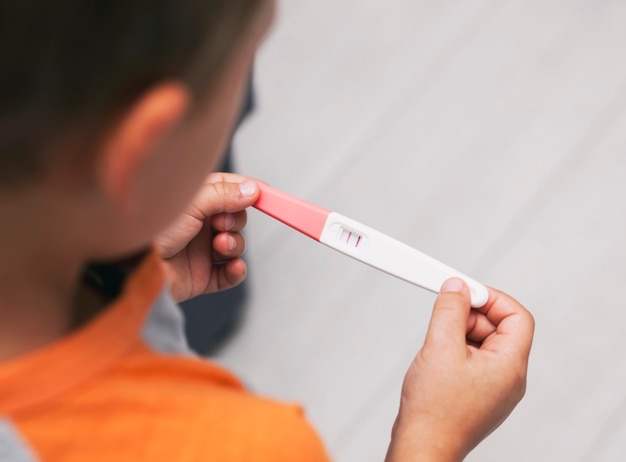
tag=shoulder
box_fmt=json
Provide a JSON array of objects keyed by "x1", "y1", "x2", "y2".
[
  {"x1": 75, "y1": 352, "x2": 331, "y2": 461},
  {"x1": 205, "y1": 392, "x2": 330, "y2": 462},
  {"x1": 17, "y1": 353, "x2": 331, "y2": 462},
  {"x1": 142, "y1": 361, "x2": 331, "y2": 461}
]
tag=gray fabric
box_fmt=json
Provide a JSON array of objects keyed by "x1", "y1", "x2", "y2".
[
  {"x1": 0, "y1": 419, "x2": 38, "y2": 462},
  {"x1": 142, "y1": 289, "x2": 194, "y2": 356}
]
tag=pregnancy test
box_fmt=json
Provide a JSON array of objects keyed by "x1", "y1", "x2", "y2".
[{"x1": 253, "y1": 183, "x2": 489, "y2": 308}]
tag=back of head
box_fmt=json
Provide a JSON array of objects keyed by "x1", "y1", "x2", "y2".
[{"x1": 0, "y1": 0, "x2": 264, "y2": 188}]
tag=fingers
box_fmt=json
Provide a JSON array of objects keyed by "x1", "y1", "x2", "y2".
[
  {"x1": 423, "y1": 278, "x2": 473, "y2": 353},
  {"x1": 424, "y1": 279, "x2": 533, "y2": 361},
  {"x1": 212, "y1": 231, "x2": 246, "y2": 261},
  {"x1": 466, "y1": 311, "x2": 497, "y2": 345},
  {"x1": 157, "y1": 176, "x2": 259, "y2": 259},
  {"x1": 188, "y1": 177, "x2": 260, "y2": 222},
  {"x1": 211, "y1": 210, "x2": 247, "y2": 261},
  {"x1": 209, "y1": 257, "x2": 248, "y2": 293},
  {"x1": 475, "y1": 287, "x2": 535, "y2": 360},
  {"x1": 211, "y1": 210, "x2": 247, "y2": 233}
]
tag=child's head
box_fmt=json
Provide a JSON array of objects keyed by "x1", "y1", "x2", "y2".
[{"x1": 0, "y1": 0, "x2": 274, "y2": 259}]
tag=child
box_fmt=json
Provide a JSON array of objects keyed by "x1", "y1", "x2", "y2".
[{"x1": 0, "y1": 0, "x2": 534, "y2": 461}]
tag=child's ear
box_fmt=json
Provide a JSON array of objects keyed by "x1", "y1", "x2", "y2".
[{"x1": 97, "y1": 82, "x2": 190, "y2": 212}]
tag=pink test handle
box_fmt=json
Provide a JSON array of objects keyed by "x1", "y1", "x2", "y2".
[{"x1": 253, "y1": 183, "x2": 330, "y2": 240}]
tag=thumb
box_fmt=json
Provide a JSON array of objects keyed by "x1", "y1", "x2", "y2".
[
  {"x1": 190, "y1": 179, "x2": 260, "y2": 220},
  {"x1": 156, "y1": 179, "x2": 259, "y2": 258},
  {"x1": 423, "y1": 278, "x2": 472, "y2": 353}
]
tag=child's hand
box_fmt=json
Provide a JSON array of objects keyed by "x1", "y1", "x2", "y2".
[
  {"x1": 386, "y1": 278, "x2": 534, "y2": 462},
  {"x1": 155, "y1": 173, "x2": 260, "y2": 302}
]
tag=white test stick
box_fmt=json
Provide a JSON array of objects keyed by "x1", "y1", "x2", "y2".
[{"x1": 253, "y1": 183, "x2": 489, "y2": 308}]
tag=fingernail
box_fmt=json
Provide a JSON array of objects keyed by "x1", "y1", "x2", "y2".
[
  {"x1": 224, "y1": 214, "x2": 235, "y2": 231},
  {"x1": 441, "y1": 277, "x2": 465, "y2": 293},
  {"x1": 239, "y1": 181, "x2": 258, "y2": 197},
  {"x1": 228, "y1": 235, "x2": 237, "y2": 251}
]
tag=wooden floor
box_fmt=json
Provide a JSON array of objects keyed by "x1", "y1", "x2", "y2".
[{"x1": 213, "y1": 1, "x2": 626, "y2": 460}]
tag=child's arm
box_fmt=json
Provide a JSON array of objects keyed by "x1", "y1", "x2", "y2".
[
  {"x1": 155, "y1": 172, "x2": 259, "y2": 302},
  {"x1": 386, "y1": 278, "x2": 535, "y2": 462}
]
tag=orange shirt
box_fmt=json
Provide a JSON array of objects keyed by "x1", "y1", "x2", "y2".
[{"x1": 0, "y1": 252, "x2": 330, "y2": 461}]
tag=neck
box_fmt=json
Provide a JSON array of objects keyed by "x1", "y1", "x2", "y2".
[{"x1": 0, "y1": 195, "x2": 85, "y2": 363}]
